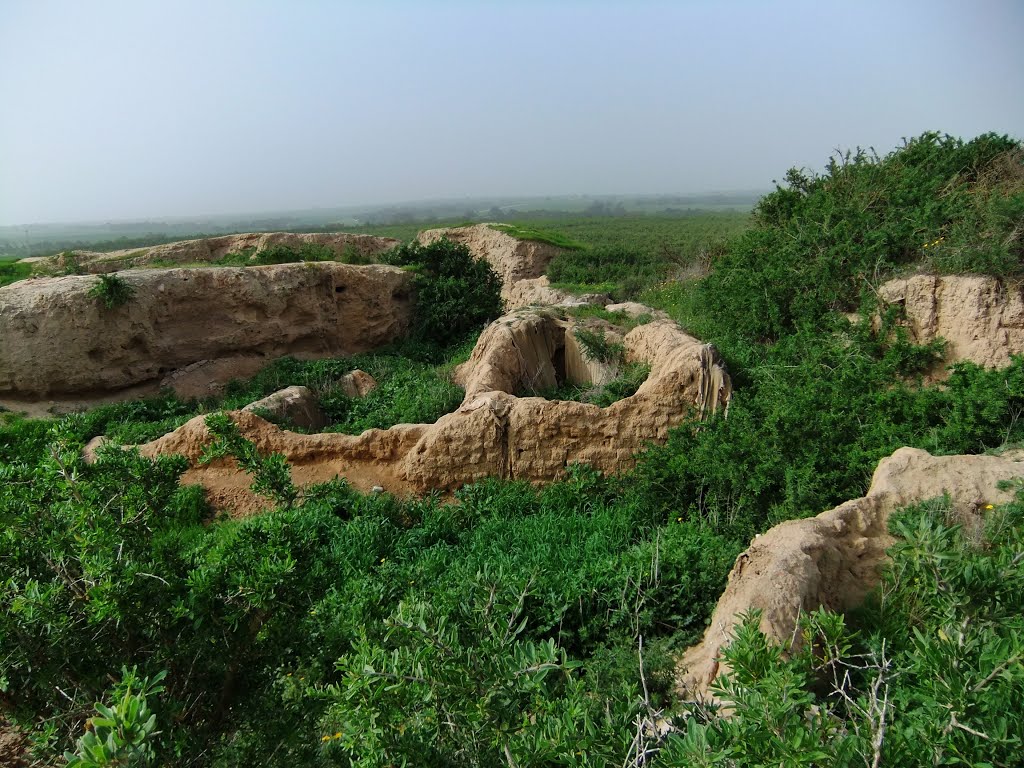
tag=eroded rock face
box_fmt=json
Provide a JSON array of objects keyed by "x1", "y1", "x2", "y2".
[
  {"x1": 37, "y1": 232, "x2": 401, "y2": 274},
  {"x1": 0, "y1": 263, "x2": 413, "y2": 399},
  {"x1": 136, "y1": 310, "x2": 732, "y2": 515},
  {"x1": 676, "y1": 447, "x2": 1024, "y2": 700},
  {"x1": 878, "y1": 274, "x2": 1024, "y2": 374},
  {"x1": 417, "y1": 224, "x2": 563, "y2": 301},
  {"x1": 503, "y1": 276, "x2": 609, "y2": 310}
]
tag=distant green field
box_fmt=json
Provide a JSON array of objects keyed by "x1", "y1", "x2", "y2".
[
  {"x1": 0, "y1": 213, "x2": 751, "y2": 295},
  {"x1": 0, "y1": 260, "x2": 32, "y2": 288}
]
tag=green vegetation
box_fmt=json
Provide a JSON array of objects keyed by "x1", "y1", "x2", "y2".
[
  {"x1": 380, "y1": 237, "x2": 504, "y2": 345},
  {"x1": 487, "y1": 222, "x2": 587, "y2": 251},
  {"x1": 0, "y1": 259, "x2": 32, "y2": 288},
  {"x1": 543, "y1": 213, "x2": 746, "y2": 300},
  {"x1": 539, "y1": 361, "x2": 651, "y2": 408},
  {"x1": 2, "y1": 132, "x2": 1023, "y2": 765},
  {"x1": 43, "y1": 342, "x2": 473, "y2": 447},
  {"x1": 87, "y1": 273, "x2": 134, "y2": 309},
  {"x1": 207, "y1": 243, "x2": 338, "y2": 267},
  {"x1": 572, "y1": 326, "x2": 625, "y2": 365}
]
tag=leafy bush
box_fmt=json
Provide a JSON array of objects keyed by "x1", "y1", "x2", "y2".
[
  {"x1": 540, "y1": 362, "x2": 650, "y2": 408},
  {"x1": 380, "y1": 237, "x2": 504, "y2": 344},
  {"x1": 573, "y1": 326, "x2": 625, "y2": 365},
  {"x1": 699, "y1": 132, "x2": 1022, "y2": 343},
  {"x1": 88, "y1": 273, "x2": 133, "y2": 309},
  {"x1": 65, "y1": 668, "x2": 166, "y2": 768}
]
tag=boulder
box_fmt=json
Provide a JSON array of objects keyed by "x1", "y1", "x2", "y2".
[
  {"x1": 338, "y1": 369, "x2": 378, "y2": 398},
  {"x1": 242, "y1": 386, "x2": 326, "y2": 431}
]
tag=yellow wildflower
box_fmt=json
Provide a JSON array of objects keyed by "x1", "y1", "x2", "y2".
[{"x1": 321, "y1": 735, "x2": 330, "y2": 742}]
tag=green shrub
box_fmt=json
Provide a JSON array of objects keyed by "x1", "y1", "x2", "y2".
[
  {"x1": 699, "y1": 132, "x2": 1022, "y2": 343},
  {"x1": 573, "y1": 326, "x2": 625, "y2": 365},
  {"x1": 88, "y1": 273, "x2": 133, "y2": 309},
  {"x1": 380, "y1": 238, "x2": 504, "y2": 344},
  {"x1": 0, "y1": 260, "x2": 33, "y2": 288},
  {"x1": 65, "y1": 668, "x2": 166, "y2": 768}
]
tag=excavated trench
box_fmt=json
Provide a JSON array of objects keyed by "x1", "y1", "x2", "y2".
[{"x1": 128, "y1": 307, "x2": 731, "y2": 516}]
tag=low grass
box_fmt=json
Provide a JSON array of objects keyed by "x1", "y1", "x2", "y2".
[
  {"x1": 535, "y1": 361, "x2": 651, "y2": 408},
  {"x1": 487, "y1": 223, "x2": 587, "y2": 251},
  {"x1": 0, "y1": 260, "x2": 33, "y2": 288},
  {"x1": 68, "y1": 338, "x2": 476, "y2": 445}
]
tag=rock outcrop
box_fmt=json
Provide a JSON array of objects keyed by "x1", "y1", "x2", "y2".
[
  {"x1": 243, "y1": 386, "x2": 327, "y2": 432},
  {"x1": 33, "y1": 232, "x2": 400, "y2": 274},
  {"x1": 338, "y1": 369, "x2": 378, "y2": 398},
  {"x1": 677, "y1": 447, "x2": 1024, "y2": 700},
  {"x1": 137, "y1": 310, "x2": 732, "y2": 516},
  {"x1": 0, "y1": 263, "x2": 413, "y2": 399},
  {"x1": 878, "y1": 274, "x2": 1024, "y2": 374},
  {"x1": 503, "y1": 276, "x2": 609, "y2": 310}
]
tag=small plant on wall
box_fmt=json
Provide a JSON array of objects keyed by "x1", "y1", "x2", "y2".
[{"x1": 88, "y1": 273, "x2": 133, "y2": 309}]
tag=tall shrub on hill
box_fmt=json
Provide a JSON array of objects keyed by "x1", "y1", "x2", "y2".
[
  {"x1": 701, "y1": 131, "x2": 1023, "y2": 342},
  {"x1": 380, "y1": 238, "x2": 503, "y2": 346}
]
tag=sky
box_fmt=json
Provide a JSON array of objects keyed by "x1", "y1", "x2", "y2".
[{"x1": 1, "y1": 0, "x2": 1022, "y2": 226}]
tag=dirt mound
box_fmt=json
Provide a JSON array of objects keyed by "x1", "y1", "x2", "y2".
[
  {"x1": 0, "y1": 263, "x2": 412, "y2": 402},
  {"x1": 503, "y1": 276, "x2": 610, "y2": 310},
  {"x1": 676, "y1": 447, "x2": 1024, "y2": 700},
  {"x1": 878, "y1": 274, "x2": 1024, "y2": 376},
  {"x1": 36, "y1": 232, "x2": 401, "y2": 274},
  {"x1": 417, "y1": 224, "x2": 564, "y2": 301},
  {"x1": 136, "y1": 310, "x2": 732, "y2": 516}
]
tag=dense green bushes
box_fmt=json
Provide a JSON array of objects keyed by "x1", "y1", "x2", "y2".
[
  {"x1": 3, "y1": 131, "x2": 1023, "y2": 765},
  {"x1": 698, "y1": 132, "x2": 1023, "y2": 343},
  {"x1": 380, "y1": 237, "x2": 504, "y2": 345},
  {"x1": 0, "y1": 416, "x2": 741, "y2": 765}
]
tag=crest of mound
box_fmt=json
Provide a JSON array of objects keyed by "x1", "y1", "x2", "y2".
[
  {"x1": 677, "y1": 447, "x2": 1024, "y2": 701},
  {"x1": 0, "y1": 262, "x2": 413, "y2": 405},
  {"x1": 876, "y1": 274, "x2": 1024, "y2": 377},
  {"x1": 135, "y1": 308, "x2": 732, "y2": 516},
  {"x1": 417, "y1": 224, "x2": 565, "y2": 302},
  {"x1": 32, "y1": 232, "x2": 401, "y2": 274},
  {"x1": 503, "y1": 276, "x2": 610, "y2": 310}
]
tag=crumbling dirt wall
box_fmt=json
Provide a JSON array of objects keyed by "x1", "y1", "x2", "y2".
[
  {"x1": 0, "y1": 263, "x2": 413, "y2": 399},
  {"x1": 676, "y1": 447, "x2": 1024, "y2": 700},
  {"x1": 878, "y1": 274, "x2": 1024, "y2": 374},
  {"x1": 136, "y1": 312, "x2": 733, "y2": 515},
  {"x1": 417, "y1": 224, "x2": 564, "y2": 301},
  {"x1": 38, "y1": 232, "x2": 401, "y2": 273}
]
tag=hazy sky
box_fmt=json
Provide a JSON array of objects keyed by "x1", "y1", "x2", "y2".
[{"x1": 1, "y1": 0, "x2": 1022, "y2": 225}]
